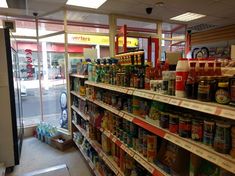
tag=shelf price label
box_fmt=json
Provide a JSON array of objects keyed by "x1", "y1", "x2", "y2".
[
  {"x1": 121, "y1": 144, "x2": 134, "y2": 157},
  {"x1": 169, "y1": 99, "x2": 181, "y2": 106},
  {"x1": 220, "y1": 109, "x2": 235, "y2": 120},
  {"x1": 134, "y1": 155, "x2": 154, "y2": 173},
  {"x1": 218, "y1": 160, "x2": 234, "y2": 174},
  {"x1": 190, "y1": 103, "x2": 201, "y2": 111},
  {"x1": 112, "y1": 137, "x2": 117, "y2": 143},
  {"x1": 123, "y1": 114, "x2": 134, "y2": 122},
  {"x1": 153, "y1": 95, "x2": 170, "y2": 103},
  {"x1": 118, "y1": 111, "x2": 124, "y2": 117},
  {"x1": 127, "y1": 90, "x2": 134, "y2": 95},
  {"x1": 164, "y1": 134, "x2": 175, "y2": 143},
  {"x1": 202, "y1": 105, "x2": 216, "y2": 114},
  {"x1": 104, "y1": 130, "x2": 111, "y2": 138},
  {"x1": 193, "y1": 148, "x2": 205, "y2": 157},
  {"x1": 205, "y1": 153, "x2": 218, "y2": 163}
]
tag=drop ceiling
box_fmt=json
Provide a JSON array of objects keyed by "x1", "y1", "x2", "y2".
[{"x1": 0, "y1": 0, "x2": 234, "y2": 32}]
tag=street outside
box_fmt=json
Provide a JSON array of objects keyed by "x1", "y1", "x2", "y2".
[{"x1": 21, "y1": 79, "x2": 67, "y2": 127}]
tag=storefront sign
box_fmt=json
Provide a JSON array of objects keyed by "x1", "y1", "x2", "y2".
[{"x1": 25, "y1": 49, "x2": 33, "y2": 78}]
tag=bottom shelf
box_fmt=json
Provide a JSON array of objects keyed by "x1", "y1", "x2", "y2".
[{"x1": 73, "y1": 140, "x2": 101, "y2": 176}]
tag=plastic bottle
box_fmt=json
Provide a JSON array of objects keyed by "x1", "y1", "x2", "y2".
[{"x1": 175, "y1": 58, "x2": 189, "y2": 97}]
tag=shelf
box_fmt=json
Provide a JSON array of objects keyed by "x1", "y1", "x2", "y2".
[
  {"x1": 73, "y1": 139, "x2": 101, "y2": 176},
  {"x1": 70, "y1": 73, "x2": 88, "y2": 79},
  {"x1": 71, "y1": 105, "x2": 90, "y2": 121},
  {"x1": 99, "y1": 128, "x2": 169, "y2": 176},
  {"x1": 85, "y1": 81, "x2": 235, "y2": 121},
  {"x1": 72, "y1": 121, "x2": 124, "y2": 176},
  {"x1": 86, "y1": 99, "x2": 235, "y2": 174},
  {"x1": 70, "y1": 91, "x2": 86, "y2": 101}
]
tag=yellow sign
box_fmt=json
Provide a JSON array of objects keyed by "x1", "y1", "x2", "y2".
[{"x1": 68, "y1": 34, "x2": 138, "y2": 47}]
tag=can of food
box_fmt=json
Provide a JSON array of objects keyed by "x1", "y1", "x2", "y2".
[
  {"x1": 147, "y1": 149, "x2": 157, "y2": 163},
  {"x1": 169, "y1": 114, "x2": 179, "y2": 133},
  {"x1": 160, "y1": 112, "x2": 169, "y2": 129},
  {"x1": 191, "y1": 119, "x2": 203, "y2": 141},
  {"x1": 214, "y1": 122, "x2": 231, "y2": 154},
  {"x1": 203, "y1": 120, "x2": 215, "y2": 146},
  {"x1": 179, "y1": 117, "x2": 192, "y2": 138},
  {"x1": 130, "y1": 123, "x2": 138, "y2": 137},
  {"x1": 126, "y1": 121, "x2": 130, "y2": 134},
  {"x1": 123, "y1": 132, "x2": 128, "y2": 144},
  {"x1": 147, "y1": 135, "x2": 157, "y2": 150},
  {"x1": 127, "y1": 134, "x2": 133, "y2": 147}
]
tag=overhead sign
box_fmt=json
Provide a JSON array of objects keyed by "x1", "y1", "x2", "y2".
[{"x1": 41, "y1": 34, "x2": 138, "y2": 47}]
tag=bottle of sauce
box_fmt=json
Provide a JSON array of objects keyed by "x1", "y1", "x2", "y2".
[
  {"x1": 185, "y1": 62, "x2": 197, "y2": 99},
  {"x1": 175, "y1": 58, "x2": 189, "y2": 98}
]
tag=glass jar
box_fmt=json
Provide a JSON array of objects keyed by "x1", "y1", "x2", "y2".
[
  {"x1": 179, "y1": 116, "x2": 191, "y2": 138},
  {"x1": 191, "y1": 118, "x2": 203, "y2": 141},
  {"x1": 215, "y1": 77, "x2": 230, "y2": 104},
  {"x1": 197, "y1": 76, "x2": 211, "y2": 101}
]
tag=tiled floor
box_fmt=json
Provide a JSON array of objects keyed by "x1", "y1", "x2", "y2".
[{"x1": 6, "y1": 137, "x2": 93, "y2": 176}]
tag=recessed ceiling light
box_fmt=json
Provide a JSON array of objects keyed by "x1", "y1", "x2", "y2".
[
  {"x1": 170, "y1": 12, "x2": 206, "y2": 22},
  {"x1": 66, "y1": 0, "x2": 107, "y2": 9},
  {"x1": 0, "y1": 0, "x2": 8, "y2": 8}
]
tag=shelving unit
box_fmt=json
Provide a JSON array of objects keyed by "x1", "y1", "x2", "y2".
[
  {"x1": 73, "y1": 140, "x2": 101, "y2": 176},
  {"x1": 71, "y1": 91, "x2": 86, "y2": 101},
  {"x1": 85, "y1": 81, "x2": 235, "y2": 174},
  {"x1": 71, "y1": 105, "x2": 90, "y2": 121},
  {"x1": 72, "y1": 121, "x2": 125, "y2": 176},
  {"x1": 85, "y1": 81, "x2": 235, "y2": 121},
  {"x1": 70, "y1": 74, "x2": 88, "y2": 79},
  {"x1": 99, "y1": 128, "x2": 170, "y2": 176}
]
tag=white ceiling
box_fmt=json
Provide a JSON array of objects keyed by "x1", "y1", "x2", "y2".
[{"x1": 0, "y1": 0, "x2": 234, "y2": 31}]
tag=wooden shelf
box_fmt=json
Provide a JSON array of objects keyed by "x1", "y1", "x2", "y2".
[
  {"x1": 72, "y1": 121, "x2": 124, "y2": 176},
  {"x1": 99, "y1": 128, "x2": 170, "y2": 176},
  {"x1": 87, "y1": 99, "x2": 235, "y2": 174},
  {"x1": 85, "y1": 81, "x2": 235, "y2": 121},
  {"x1": 71, "y1": 105, "x2": 90, "y2": 121},
  {"x1": 70, "y1": 91, "x2": 86, "y2": 101},
  {"x1": 73, "y1": 139, "x2": 101, "y2": 176},
  {"x1": 70, "y1": 74, "x2": 88, "y2": 79}
]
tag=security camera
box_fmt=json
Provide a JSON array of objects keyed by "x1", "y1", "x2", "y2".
[{"x1": 146, "y1": 7, "x2": 153, "y2": 15}]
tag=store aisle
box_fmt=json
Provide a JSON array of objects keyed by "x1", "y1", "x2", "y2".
[{"x1": 6, "y1": 137, "x2": 92, "y2": 176}]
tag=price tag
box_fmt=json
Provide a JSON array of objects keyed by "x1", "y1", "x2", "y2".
[
  {"x1": 106, "y1": 160, "x2": 118, "y2": 174},
  {"x1": 134, "y1": 154, "x2": 154, "y2": 173},
  {"x1": 219, "y1": 160, "x2": 234, "y2": 173},
  {"x1": 133, "y1": 91, "x2": 143, "y2": 97},
  {"x1": 205, "y1": 153, "x2": 218, "y2": 163},
  {"x1": 183, "y1": 143, "x2": 193, "y2": 151},
  {"x1": 173, "y1": 138, "x2": 183, "y2": 147},
  {"x1": 127, "y1": 90, "x2": 134, "y2": 95},
  {"x1": 119, "y1": 111, "x2": 124, "y2": 117},
  {"x1": 104, "y1": 130, "x2": 111, "y2": 138},
  {"x1": 111, "y1": 108, "x2": 120, "y2": 115},
  {"x1": 112, "y1": 137, "x2": 117, "y2": 143},
  {"x1": 220, "y1": 109, "x2": 235, "y2": 120},
  {"x1": 190, "y1": 103, "x2": 201, "y2": 111},
  {"x1": 194, "y1": 148, "x2": 205, "y2": 157},
  {"x1": 123, "y1": 114, "x2": 134, "y2": 122},
  {"x1": 202, "y1": 105, "x2": 216, "y2": 114},
  {"x1": 169, "y1": 99, "x2": 181, "y2": 106},
  {"x1": 154, "y1": 95, "x2": 170, "y2": 103},
  {"x1": 164, "y1": 134, "x2": 175, "y2": 143}
]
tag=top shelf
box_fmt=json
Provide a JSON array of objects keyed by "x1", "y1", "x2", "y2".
[
  {"x1": 85, "y1": 81, "x2": 235, "y2": 121},
  {"x1": 70, "y1": 73, "x2": 88, "y2": 79}
]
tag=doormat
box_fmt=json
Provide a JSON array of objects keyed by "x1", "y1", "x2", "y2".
[{"x1": 21, "y1": 164, "x2": 70, "y2": 176}]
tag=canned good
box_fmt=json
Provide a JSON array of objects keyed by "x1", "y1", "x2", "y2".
[
  {"x1": 191, "y1": 119, "x2": 203, "y2": 141},
  {"x1": 203, "y1": 120, "x2": 215, "y2": 146},
  {"x1": 214, "y1": 122, "x2": 231, "y2": 154},
  {"x1": 160, "y1": 112, "x2": 169, "y2": 129},
  {"x1": 169, "y1": 114, "x2": 179, "y2": 134},
  {"x1": 127, "y1": 134, "x2": 133, "y2": 147},
  {"x1": 179, "y1": 117, "x2": 191, "y2": 138}
]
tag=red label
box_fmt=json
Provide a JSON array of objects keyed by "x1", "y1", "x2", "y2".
[{"x1": 176, "y1": 71, "x2": 188, "y2": 91}]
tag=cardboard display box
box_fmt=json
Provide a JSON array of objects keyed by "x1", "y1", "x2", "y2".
[{"x1": 50, "y1": 134, "x2": 73, "y2": 151}]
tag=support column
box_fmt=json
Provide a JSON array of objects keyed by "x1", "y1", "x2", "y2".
[
  {"x1": 157, "y1": 22, "x2": 162, "y2": 61},
  {"x1": 109, "y1": 15, "x2": 116, "y2": 57}
]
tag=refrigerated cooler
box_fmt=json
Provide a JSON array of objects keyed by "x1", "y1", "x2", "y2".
[{"x1": 0, "y1": 28, "x2": 24, "y2": 168}]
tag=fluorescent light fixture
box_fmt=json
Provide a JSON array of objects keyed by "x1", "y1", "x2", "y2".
[
  {"x1": 0, "y1": 0, "x2": 8, "y2": 8},
  {"x1": 66, "y1": 0, "x2": 107, "y2": 9},
  {"x1": 170, "y1": 12, "x2": 206, "y2": 22}
]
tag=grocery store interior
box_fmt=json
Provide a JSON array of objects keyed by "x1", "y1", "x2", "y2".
[{"x1": 0, "y1": 0, "x2": 235, "y2": 175}]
